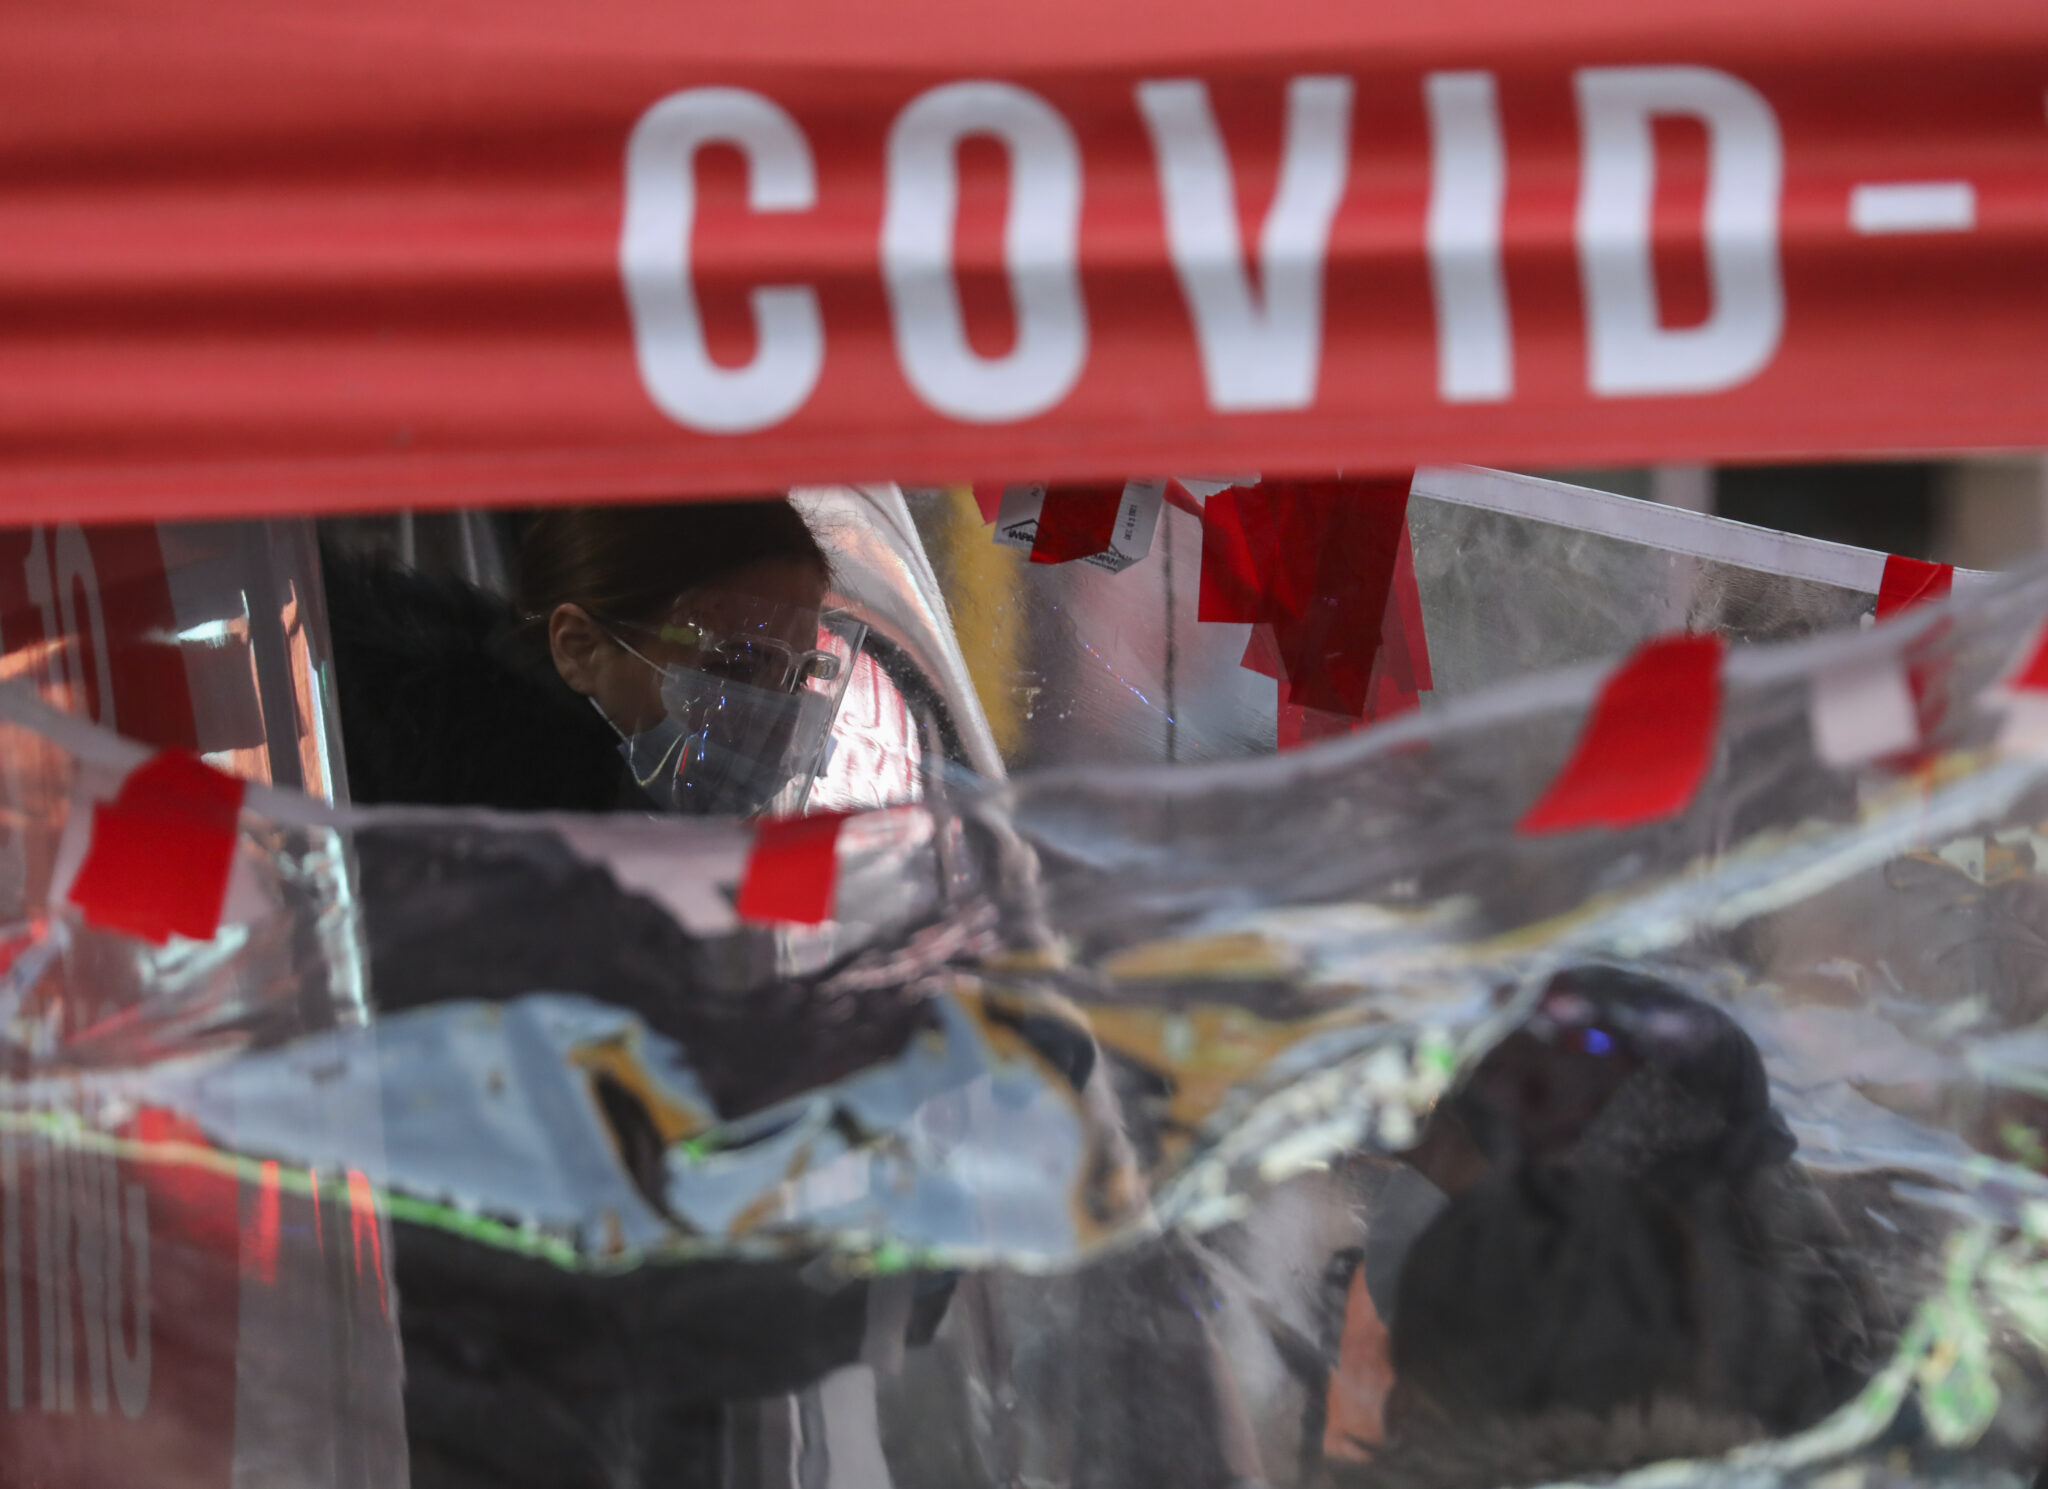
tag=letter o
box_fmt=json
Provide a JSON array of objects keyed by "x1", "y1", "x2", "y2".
[{"x1": 881, "y1": 82, "x2": 1089, "y2": 423}]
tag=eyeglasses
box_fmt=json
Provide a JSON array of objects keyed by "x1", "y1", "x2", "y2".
[{"x1": 610, "y1": 616, "x2": 845, "y2": 695}]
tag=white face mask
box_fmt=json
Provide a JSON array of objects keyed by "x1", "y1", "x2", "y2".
[{"x1": 599, "y1": 610, "x2": 864, "y2": 818}]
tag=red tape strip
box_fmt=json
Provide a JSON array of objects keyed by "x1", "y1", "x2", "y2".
[
  {"x1": 1198, "y1": 486, "x2": 1279, "y2": 623},
  {"x1": 1273, "y1": 483, "x2": 1409, "y2": 717},
  {"x1": 1519, "y1": 634, "x2": 1724, "y2": 836},
  {"x1": 1030, "y1": 485, "x2": 1125, "y2": 564},
  {"x1": 735, "y1": 811, "x2": 853, "y2": 925},
  {"x1": 68, "y1": 750, "x2": 244, "y2": 944},
  {"x1": 972, "y1": 481, "x2": 1005, "y2": 525},
  {"x1": 1201, "y1": 477, "x2": 1422, "y2": 735},
  {"x1": 1875, "y1": 554, "x2": 1954, "y2": 620},
  {"x1": 1871, "y1": 555, "x2": 1958, "y2": 756}
]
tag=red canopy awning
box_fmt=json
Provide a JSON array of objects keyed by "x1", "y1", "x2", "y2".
[{"x1": 6, "y1": 0, "x2": 2046, "y2": 522}]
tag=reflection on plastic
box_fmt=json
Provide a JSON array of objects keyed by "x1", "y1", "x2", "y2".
[{"x1": 7, "y1": 542, "x2": 2048, "y2": 1485}]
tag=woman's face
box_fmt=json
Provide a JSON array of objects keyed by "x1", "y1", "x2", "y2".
[{"x1": 549, "y1": 556, "x2": 829, "y2": 734}]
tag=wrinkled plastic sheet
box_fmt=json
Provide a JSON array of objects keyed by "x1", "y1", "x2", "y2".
[{"x1": 5, "y1": 549, "x2": 2048, "y2": 1486}]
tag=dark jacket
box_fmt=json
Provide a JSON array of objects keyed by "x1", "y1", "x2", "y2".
[{"x1": 321, "y1": 549, "x2": 645, "y2": 812}]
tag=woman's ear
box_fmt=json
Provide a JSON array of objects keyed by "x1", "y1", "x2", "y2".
[{"x1": 548, "y1": 603, "x2": 611, "y2": 697}]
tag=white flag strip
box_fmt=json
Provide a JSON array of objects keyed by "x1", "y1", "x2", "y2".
[
  {"x1": 1809, "y1": 653, "x2": 1919, "y2": 767},
  {"x1": 1412, "y1": 465, "x2": 1992, "y2": 596}
]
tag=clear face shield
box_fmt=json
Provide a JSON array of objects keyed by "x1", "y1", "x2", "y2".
[{"x1": 605, "y1": 600, "x2": 868, "y2": 818}]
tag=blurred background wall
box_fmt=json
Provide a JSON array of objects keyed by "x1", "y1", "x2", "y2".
[{"x1": 1540, "y1": 457, "x2": 2048, "y2": 571}]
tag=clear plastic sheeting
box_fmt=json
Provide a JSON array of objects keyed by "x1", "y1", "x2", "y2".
[
  {"x1": 5, "y1": 562, "x2": 2048, "y2": 1485},
  {"x1": 907, "y1": 470, "x2": 1985, "y2": 773},
  {"x1": 0, "y1": 517, "x2": 349, "y2": 800},
  {"x1": 0, "y1": 696, "x2": 400, "y2": 1485},
  {"x1": 1406, "y1": 465, "x2": 1986, "y2": 703},
  {"x1": 905, "y1": 485, "x2": 1282, "y2": 771}
]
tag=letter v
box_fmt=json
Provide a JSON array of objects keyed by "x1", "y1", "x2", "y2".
[{"x1": 1138, "y1": 77, "x2": 1353, "y2": 412}]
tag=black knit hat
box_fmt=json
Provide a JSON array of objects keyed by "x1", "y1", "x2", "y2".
[{"x1": 1453, "y1": 965, "x2": 1797, "y2": 1194}]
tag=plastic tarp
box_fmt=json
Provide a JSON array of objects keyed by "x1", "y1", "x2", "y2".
[
  {"x1": 6, "y1": 0, "x2": 2048, "y2": 519},
  {"x1": 8, "y1": 493, "x2": 2048, "y2": 1487}
]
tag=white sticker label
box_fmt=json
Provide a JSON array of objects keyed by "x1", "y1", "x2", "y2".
[
  {"x1": 1810, "y1": 654, "x2": 1918, "y2": 767},
  {"x1": 1092, "y1": 480, "x2": 1165, "y2": 574},
  {"x1": 992, "y1": 483, "x2": 1047, "y2": 551}
]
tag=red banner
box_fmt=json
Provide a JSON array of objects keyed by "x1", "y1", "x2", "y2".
[{"x1": 2, "y1": 0, "x2": 2046, "y2": 520}]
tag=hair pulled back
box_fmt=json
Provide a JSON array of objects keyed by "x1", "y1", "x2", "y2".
[{"x1": 516, "y1": 499, "x2": 827, "y2": 626}]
